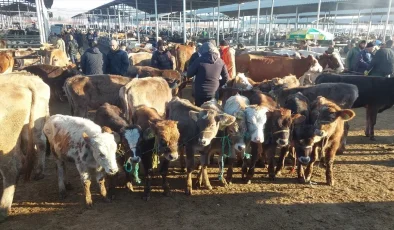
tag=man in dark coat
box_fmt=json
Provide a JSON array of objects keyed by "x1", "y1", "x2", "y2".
[
  {"x1": 354, "y1": 42, "x2": 373, "y2": 74},
  {"x1": 67, "y1": 35, "x2": 79, "y2": 64},
  {"x1": 187, "y1": 42, "x2": 229, "y2": 106},
  {"x1": 368, "y1": 40, "x2": 394, "y2": 77},
  {"x1": 81, "y1": 41, "x2": 106, "y2": 75},
  {"x1": 188, "y1": 43, "x2": 202, "y2": 68},
  {"x1": 151, "y1": 40, "x2": 173, "y2": 70},
  {"x1": 106, "y1": 40, "x2": 130, "y2": 76},
  {"x1": 346, "y1": 40, "x2": 366, "y2": 71}
]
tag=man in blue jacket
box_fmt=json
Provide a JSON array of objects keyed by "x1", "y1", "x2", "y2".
[{"x1": 106, "y1": 40, "x2": 130, "y2": 76}]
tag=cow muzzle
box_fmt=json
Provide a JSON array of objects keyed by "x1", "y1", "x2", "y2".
[
  {"x1": 198, "y1": 138, "x2": 211, "y2": 146},
  {"x1": 165, "y1": 152, "x2": 179, "y2": 161},
  {"x1": 298, "y1": 156, "x2": 311, "y2": 165}
]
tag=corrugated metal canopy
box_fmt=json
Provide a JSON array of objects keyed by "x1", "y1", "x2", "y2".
[{"x1": 0, "y1": 2, "x2": 36, "y2": 16}]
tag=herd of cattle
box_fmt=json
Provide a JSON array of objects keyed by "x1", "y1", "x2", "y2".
[{"x1": 1, "y1": 42, "x2": 393, "y2": 222}]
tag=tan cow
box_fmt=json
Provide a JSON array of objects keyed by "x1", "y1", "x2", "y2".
[
  {"x1": 0, "y1": 72, "x2": 50, "y2": 180},
  {"x1": 120, "y1": 77, "x2": 172, "y2": 123},
  {"x1": 41, "y1": 47, "x2": 69, "y2": 67},
  {"x1": 64, "y1": 74, "x2": 132, "y2": 117},
  {"x1": 0, "y1": 82, "x2": 37, "y2": 222},
  {"x1": 174, "y1": 43, "x2": 195, "y2": 73},
  {"x1": 0, "y1": 52, "x2": 14, "y2": 74},
  {"x1": 128, "y1": 52, "x2": 152, "y2": 66}
]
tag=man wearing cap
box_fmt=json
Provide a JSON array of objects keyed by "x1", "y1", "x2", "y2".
[
  {"x1": 106, "y1": 40, "x2": 130, "y2": 76},
  {"x1": 368, "y1": 40, "x2": 394, "y2": 77},
  {"x1": 219, "y1": 40, "x2": 236, "y2": 79},
  {"x1": 353, "y1": 42, "x2": 374, "y2": 74},
  {"x1": 187, "y1": 42, "x2": 229, "y2": 106},
  {"x1": 346, "y1": 40, "x2": 366, "y2": 71},
  {"x1": 151, "y1": 40, "x2": 173, "y2": 70}
]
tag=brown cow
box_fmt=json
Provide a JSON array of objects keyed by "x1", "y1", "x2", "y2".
[
  {"x1": 64, "y1": 75, "x2": 132, "y2": 117},
  {"x1": 0, "y1": 52, "x2": 14, "y2": 74},
  {"x1": 128, "y1": 52, "x2": 152, "y2": 66},
  {"x1": 174, "y1": 43, "x2": 195, "y2": 73},
  {"x1": 42, "y1": 48, "x2": 69, "y2": 67},
  {"x1": 132, "y1": 105, "x2": 180, "y2": 200},
  {"x1": 24, "y1": 64, "x2": 80, "y2": 102},
  {"x1": 235, "y1": 54, "x2": 323, "y2": 81},
  {"x1": 0, "y1": 83, "x2": 37, "y2": 222}
]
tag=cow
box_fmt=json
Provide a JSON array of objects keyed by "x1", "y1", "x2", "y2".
[
  {"x1": 315, "y1": 74, "x2": 394, "y2": 140},
  {"x1": 293, "y1": 97, "x2": 355, "y2": 185},
  {"x1": 224, "y1": 73, "x2": 255, "y2": 90},
  {"x1": 128, "y1": 52, "x2": 152, "y2": 66},
  {"x1": 0, "y1": 52, "x2": 14, "y2": 74},
  {"x1": 174, "y1": 43, "x2": 195, "y2": 73},
  {"x1": 126, "y1": 65, "x2": 181, "y2": 84},
  {"x1": 43, "y1": 115, "x2": 119, "y2": 207},
  {"x1": 13, "y1": 49, "x2": 41, "y2": 68},
  {"x1": 132, "y1": 105, "x2": 180, "y2": 200},
  {"x1": 0, "y1": 83, "x2": 37, "y2": 222},
  {"x1": 64, "y1": 75, "x2": 132, "y2": 117},
  {"x1": 235, "y1": 54, "x2": 323, "y2": 82},
  {"x1": 42, "y1": 48, "x2": 70, "y2": 67},
  {"x1": 0, "y1": 72, "x2": 50, "y2": 180},
  {"x1": 120, "y1": 77, "x2": 172, "y2": 123},
  {"x1": 166, "y1": 97, "x2": 235, "y2": 195},
  {"x1": 258, "y1": 75, "x2": 300, "y2": 93},
  {"x1": 24, "y1": 64, "x2": 80, "y2": 102}
]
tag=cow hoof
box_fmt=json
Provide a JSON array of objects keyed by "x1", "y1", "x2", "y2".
[
  {"x1": 370, "y1": 137, "x2": 376, "y2": 141},
  {"x1": 185, "y1": 189, "x2": 192, "y2": 196},
  {"x1": 219, "y1": 179, "x2": 228, "y2": 187},
  {"x1": 86, "y1": 203, "x2": 93, "y2": 209},
  {"x1": 275, "y1": 171, "x2": 282, "y2": 176},
  {"x1": 142, "y1": 196, "x2": 150, "y2": 201},
  {"x1": 126, "y1": 182, "x2": 134, "y2": 192},
  {"x1": 103, "y1": 197, "x2": 112, "y2": 203},
  {"x1": 162, "y1": 189, "x2": 172, "y2": 197},
  {"x1": 269, "y1": 175, "x2": 276, "y2": 181},
  {"x1": 65, "y1": 183, "x2": 73, "y2": 190},
  {"x1": 364, "y1": 132, "x2": 370, "y2": 137},
  {"x1": 246, "y1": 180, "x2": 251, "y2": 185},
  {"x1": 327, "y1": 180, "x2": 335, "y2": 186},
  {"x1": 206, "y1": 185, "x2": 213, "y2": 190},
  {"x1": 298, "y1": 177, "x2": 306, "y2": 184},
  {"x1": 33, "y1": 173, "x2": 45, "y2": 181}
]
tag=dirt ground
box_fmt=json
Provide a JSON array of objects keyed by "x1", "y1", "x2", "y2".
[{"x1": 2, "y1": 96, "x2": 394, "y2": 230}]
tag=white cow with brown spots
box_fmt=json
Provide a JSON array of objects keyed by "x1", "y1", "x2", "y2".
[{"x1": 43, "y1": 115, "x2": 119, "y2": 207}]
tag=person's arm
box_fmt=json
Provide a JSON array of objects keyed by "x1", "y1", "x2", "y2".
[
  {"x1": 345, "y1": 48, "x2": 354, "y2": 69},
  {"x1": 368, "y1": 50, "x2": 379, "y2": 70},
  {"x1": 219, "y1": 62, "x2": 229, "y2": 87},
  {"x1": 121, "y1": 51, "x2": 130, "y2": 76},
  {"x1": 186, "y1": 57, "x2": 199, "y2": 78},
  {"x1": 106, "y1": 53, "x2": 111, "y2": 74},
  {"x1": 80, "y1": 53, "x2": 86, "y2": 74}
]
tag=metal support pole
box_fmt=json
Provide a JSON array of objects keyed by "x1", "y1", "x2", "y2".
[
  {"x1": 316, "y1": 0, "x2": 322, "y2": 29},
  {"x1": 295, "y1": 6, "x2": 298, "y2": 31},
  {"x1": 267, "y1": 0, "x2": 274, "y2": 47},
  {"x1": 135, "y1": 0, "x2": 140, "y2": 43},
  {"x1": 107, "y1": 8, "x2": 110, "y2": 30},
  {"x1": 217, "y1": 0, "x2": 220, "y2": 46},
  {"x1": 236, "y1": 3, "x2": 241, "y2": 42},
  {"x1": 35, "y1": 0, "x2": 44, "y2": 44},
  {"x1": 154, "y1": 0, "x2": 159, "y2": 41},
  {"x1": 356, "y1": 9, "x2": 361, "y2": 34},
  {"x1": 17, "y1": 3, "x2": 21, "y2": 28},
  {"x1": 190, "y1": 1, "x2": 193, "y2": 36},
  {"x1": 183, "y1": 0, "x2": 187, "y2": 43},
  {"x1": 170, "y1": 4, "x2": 173, "y2": 36},
  {"x1": 333, "y1": 2, "x2": 338, "y2": 34},
  {"x1": 255, "y1": 0, "x2": 261, "y2": 50},
  {"x1": 383, "y1": 0, "x2": 393, "y2": 42},
  {"x1": 222, "y1": 16, "x2": 225, "y2": 40}
]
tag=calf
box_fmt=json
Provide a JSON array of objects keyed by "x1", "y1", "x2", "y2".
[
  {"x1": 315, "y1": 74, "x2": 394, "y2": 140},
  {"x1": 293, "y1": 97, "x2": 355, "y2": 185},
  {"x1": 43, "y1": 115, "x2": 119, "y2": 206},
  {"x1": 132, "y1": 105, "x2": 180, "y2": 201},
  {"x1": 166, "y1": 97, "x2": 235, "y2": 195}
]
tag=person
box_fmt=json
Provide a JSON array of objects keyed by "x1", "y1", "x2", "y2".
[
  {"x1": 345, "y1": 40, "x2": 366, "y2": 71},
  {"x1": 299, "y1": 40, "x2": 308, "y2": 50},
  {"x1": 235, "y1": 43, "x2": 249, "y2": 56},
  {"x1": 67, "y1": 35, "x2": 79, "y2": 64},
  {"x1": 353, "y1": 42, "x2": 373, "y2": 74},
  {"x1": 187, "y1": 42, "x2": 229, "y2": 106},
  {"x1": 87, "y1": 30, "x2": 95, "y2": 48},
  {"x1": 151, "y1": 40, "x2": 173, "y2": 70},
  {"x1": 368, "y1": 40, "x2": 394, "y2": 77},
  {"x1": 48, "y1": 33, "x2": 57, "y2": 46},
  {"x1": 219, "y1": 40, "x2": 236, "y2": 79},
  {"x1": 106, "y1": 40, "x2": 129, "y2": 76},
  {"x1": 81, "y1": 41, "x2": 106, "y2": 75},
  {"x1": 56, "y1": 34, "x2": 66, "y2": 54},
  {"x1": 74, "y1": 30, "x2": 84, "y2": 55},
  {"x1": 325, "y1": 41, "x2": 335, "y2": 54},
  {"x1": 188, "y1": 43, "x2": 202, "y2": 68}
]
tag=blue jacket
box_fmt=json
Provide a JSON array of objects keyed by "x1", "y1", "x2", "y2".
[
  {"x1": 354, "y1": 50, "x2": 371, "y2": 73},
  {"x1": 106, "y1": 49, "x2": 130, "y2": 76}
]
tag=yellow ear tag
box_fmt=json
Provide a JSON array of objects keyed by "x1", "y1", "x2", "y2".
[{"x1": 152, "y1": 138, "x2": 160, "y2": 169}]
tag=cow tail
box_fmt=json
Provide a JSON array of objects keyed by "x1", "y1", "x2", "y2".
[
  {"x1": 63, "y1": 80, "x2": 74, "y2": 115},
  {"x1": 24, "y1": 85, "x2": 38, "y2": 181}
]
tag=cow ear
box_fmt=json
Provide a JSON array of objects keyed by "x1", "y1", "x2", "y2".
[
  {"x1": 337, "y1": 109, "x2": 355, "y2": 121},
  {"x1": 101, "y1": 126, "x2": 113, "y2": 134},
  {"x1": 292, "y1": 114, "x2": 306, "y2": 125},
  {"x1": 217, "y1": 114, "x2": 236, "y2": 127},
  {"x1": 82, "y1": 132, "x2": 90, "y2": 144},
  {"x1": 189, "y1": 111, "x2": 199, "y2": 122},
  {"x1": 143, "y1": 127, "x2": 155, "y2": 140}
]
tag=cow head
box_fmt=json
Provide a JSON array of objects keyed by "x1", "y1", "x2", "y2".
[
  {"x1": 227, "y1": 73, "x2": 253, "y2": 91},
  {"x1": 227, "y1": 111, "x2": 248, "y2": 152},
  {"x1": 245, "y1": 105, "x2": 269, "y2": 143},
  {"x1": 318, "y1": 53, "x2": 344, "y2": 73},
  {"x1": 145, "y1": 120, "x2": 180, "y2": 161},
  {"x1": 189, "y1": 109, "x2": 236, "y2": 147},
  {"x1": 311, "y1": 97, "x2": 355, "y2": 138},
  {"x1": 307, "y1": 55, "x2": 323, "y2": 73},
  {"x1": 122, "y1": 125, "x2": 143, "y2": 163},
  {"x1": 82, "y1": 130, "x2": 119, "y2": 175},
  {"x1": 268, "y1": 108, "x2": 305, "y2": 147},
  {"x1": 292, "y1": 125, "x2": 319, "y2": 165}
]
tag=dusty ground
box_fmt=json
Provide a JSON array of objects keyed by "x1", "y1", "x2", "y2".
[{"x1": 2, "y1": 97, "x2": 394, "y2": 230}]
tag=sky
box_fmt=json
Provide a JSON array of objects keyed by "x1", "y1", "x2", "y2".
[{"x1": 50, "y1": 0, "x2": 113, "y2": 19}]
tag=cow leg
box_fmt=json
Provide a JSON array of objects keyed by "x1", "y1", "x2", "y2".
[
  {"x1": 179, "y1": 146, "x2": 186, "y2": 173},
  {"x1": 226, "y1": 157, "x2": 235, "y2": 185},
  {"x1": 33, "y1": 133, "x2": 47, "y2": 180},
  {"x1": 325, "y1": 146, "x2": 337, "y2": 186},
  {"x1": 76, "y1": 163, "x2": 93, "y2": 207},
  {"x1": 107, "y1": 173, "x2": 118, "y2": 200},
  {"x1": 56, "y1": 160, "x2": 67, "y2": 199},
  {"x1": 297, "y1": 162, "x2": 305, "y2": 183},
  {"x1": 338, "y1": 122, "x2": 349, "y2": 155},
  {"x1": 218, "y1": 152, "x2": 228, "y2": 187},
  {"x1": 266, "y1": 144, "x2": 277, "y2": 180},
  {"x1": 369, "y1": 107, "x2": 378, "y2": 141},
  {"x1": 96, "y1": 171, "x2": 110, "y2": 202},
  {"x1": 245, "y1": 142, "x2": 259, "y2": 184},
  {"x1": 304, "y1": 161, "x2": 316, "y2": 183},
  {"x1": 201, "y1": 153, "x2": 212, "y2": 190},
  {"x1": 0, "y1": 163, "x2": 18, "y2": 222},
  {"x1": 159, "y1": 158, "x2": 171, "y2": 196},
  {"x1": 142, "y1": 153, "x2": 153, "y2": 201},
  {"x1": 185, "y1": 145, "x2": 195, "y2": 196},
  {"x1": 275, "y1": 146, "x2": 289, "y2": 176},
  {"x1": 365, "y1": 106, "x2": 371, "y2": 137}
]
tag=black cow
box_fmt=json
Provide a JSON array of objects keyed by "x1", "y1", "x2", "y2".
[{"x1": 315, "y1": 74, "x2": 393, "y2": 140}]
